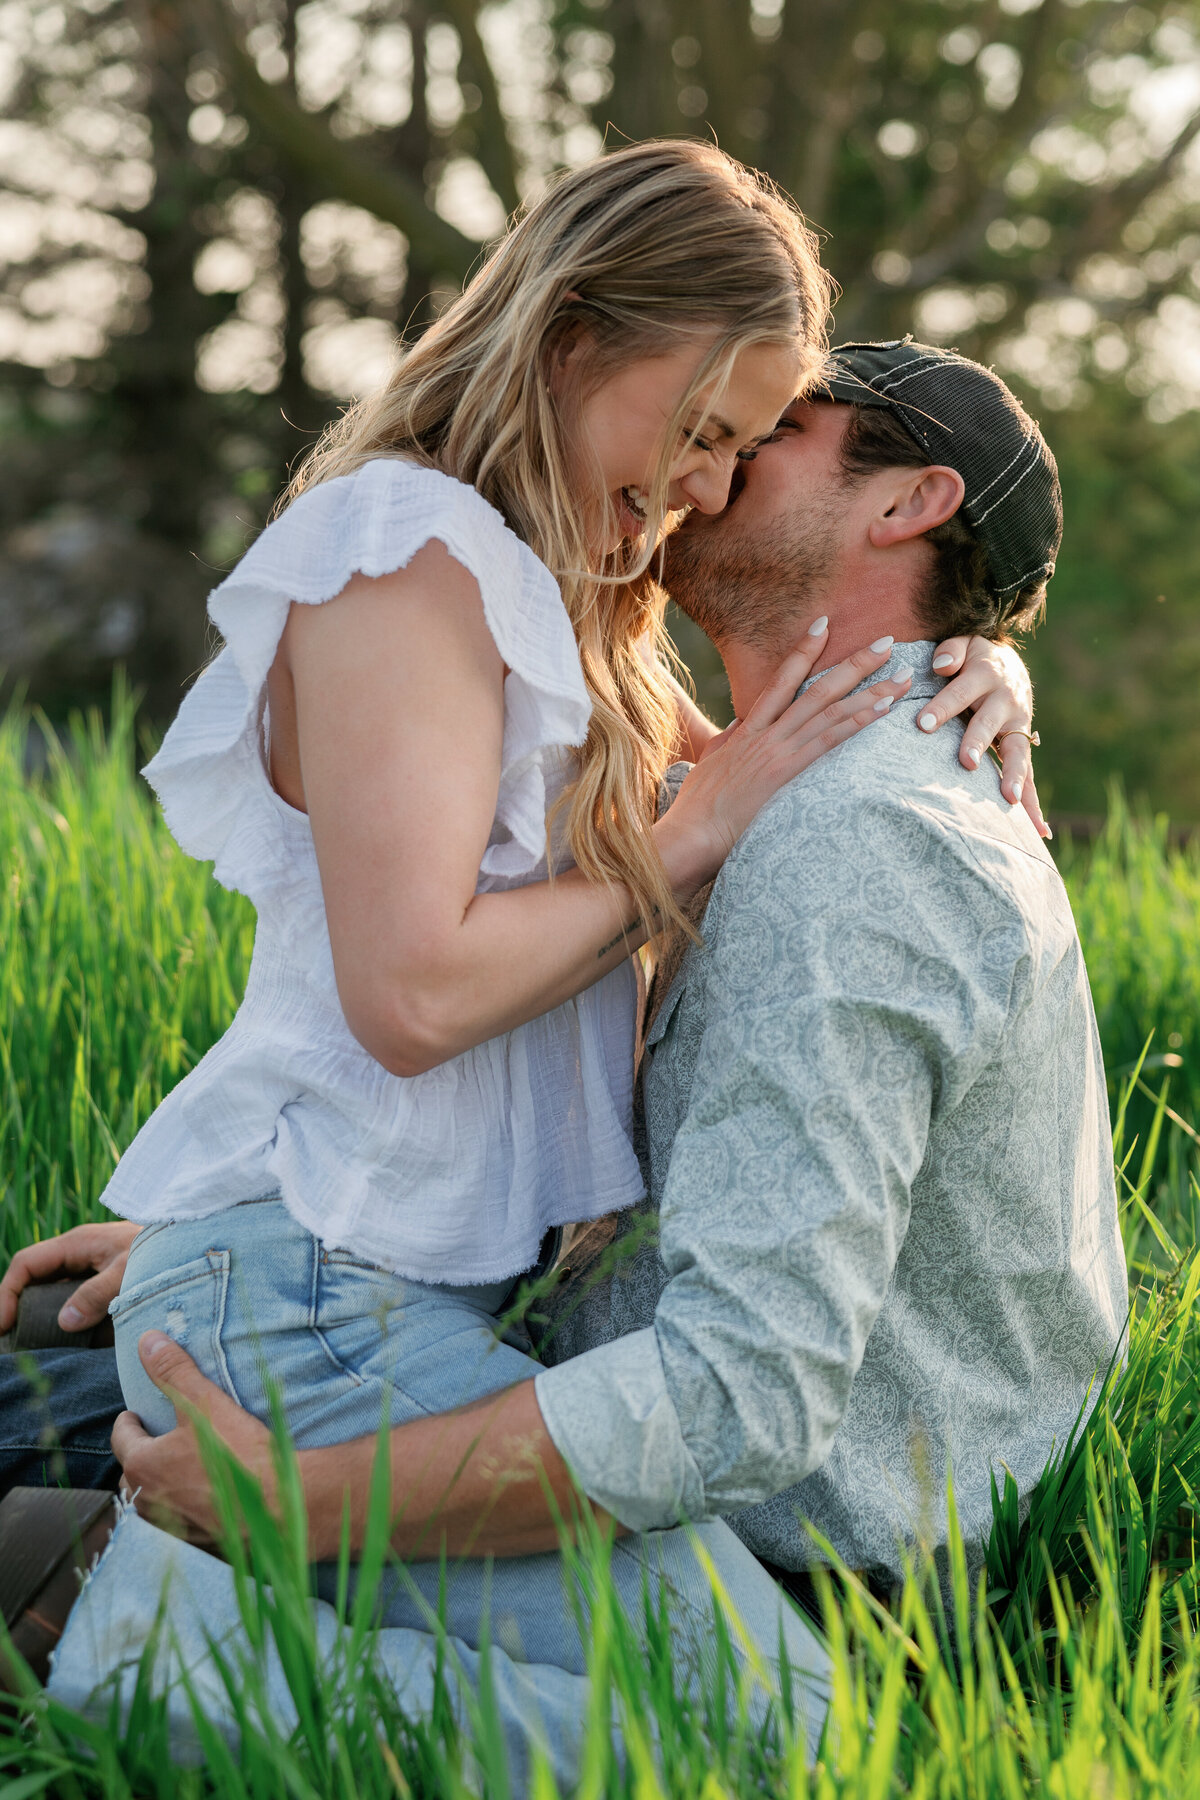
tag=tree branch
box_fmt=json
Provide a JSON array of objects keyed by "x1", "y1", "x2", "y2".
[
  {"x1": 437, "y1": 0, "x2": 522, "y2": 217},
  {"x1": 195, "y1": 0, "x2": 478, "y2": 278}
]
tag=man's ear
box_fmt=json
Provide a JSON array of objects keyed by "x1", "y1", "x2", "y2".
[{"x1": 868, "y1": 466, "x2": 966, "y2": 549}]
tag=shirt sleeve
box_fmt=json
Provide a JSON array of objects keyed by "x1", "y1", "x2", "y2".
[{"x1": 534, "y1": 786, "x2": 1010, "y2": 1530}]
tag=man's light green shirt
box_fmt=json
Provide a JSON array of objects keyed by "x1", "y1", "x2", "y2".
[{"x1": 534, "y1": 642, "x2": 1125, "y2": 1581}]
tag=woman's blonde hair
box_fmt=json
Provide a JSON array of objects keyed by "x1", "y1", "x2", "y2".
[{"x1": 289, "y1": 139, "x2": 832, "y2": 937}]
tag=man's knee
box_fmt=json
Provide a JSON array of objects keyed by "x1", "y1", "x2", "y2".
[{"x1": 0, "y1": 1347, "x2": 124, "y2": 1499}]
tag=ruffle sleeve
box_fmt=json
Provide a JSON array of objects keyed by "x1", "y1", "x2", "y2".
[{"x1": 142, "y1": 459, "x2": 592, "y2": 897}]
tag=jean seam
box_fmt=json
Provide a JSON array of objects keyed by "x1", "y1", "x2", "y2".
[
  {"x1": 610, "y1": 1538, "x2": 722, "y2": 1638},
  {"x1": 207, "y1": 1249, "x2": 242, "y2": 1408},
  {"x1": 308, "y1": 1329, "x2": 437, "y2": 1418},
  {"x1": 307, "y1": 1232, "x2": 320, "y2": 1332},
  {"x1": 312, "y1": 1253, "x2": 424, "y2": 1401},
  {"x1": 0, "y1": 1442, "x2": 117, "y2": 1455}
]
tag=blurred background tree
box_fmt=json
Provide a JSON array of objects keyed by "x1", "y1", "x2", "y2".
[{"x1": 1, "y1": 0, "x2": 1198, "y2": 813}]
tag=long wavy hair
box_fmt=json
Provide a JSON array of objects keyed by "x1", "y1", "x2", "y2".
[{"x1": 288, "y1": 139, "x2": 832, "y2": 937}]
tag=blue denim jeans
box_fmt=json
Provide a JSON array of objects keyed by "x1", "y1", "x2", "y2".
[
  {"x1": 50, "y1": 1201, "x2": 831, "y2": 1784},
  {"x1": 0, "y1": 1347, "x2": 123, "y2": 1498},
  {"x1": 110, "y1": 1198, "x2": 538, "y2": 1447}
]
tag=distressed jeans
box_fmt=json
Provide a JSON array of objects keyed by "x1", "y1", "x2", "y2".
[{"x1": 48, "y1": 1201, "x2": 832, "y2": 1787}]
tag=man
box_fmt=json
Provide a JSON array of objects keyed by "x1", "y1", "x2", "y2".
[
  {"x1": 2, "y1": 341, "x2": 1124, "y2": 1761},
  {"x1": 529, "y1": 338, "x2": 1127, "y2": 1596}
]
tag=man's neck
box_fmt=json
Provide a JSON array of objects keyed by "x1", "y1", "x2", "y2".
[{"x1": 716, "y1": 573, "x2": 926, "y2": 722}]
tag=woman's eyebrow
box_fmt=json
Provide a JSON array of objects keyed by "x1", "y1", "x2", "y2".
[
  {"x1": 686, "y1": 413, "x2": 777, "y2": 445},
  {"x1": 683, "y1": 413, "x2": 737, "y2": 439}
]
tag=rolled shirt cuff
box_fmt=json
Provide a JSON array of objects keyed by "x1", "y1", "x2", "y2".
[{"x1": 533, "y1": 1326, "x2": 709, "y2": 1532}]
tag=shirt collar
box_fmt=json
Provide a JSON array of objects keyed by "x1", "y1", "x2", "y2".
[{"x1": 801, "y1": 638, "x2": 943, "y2": 701}]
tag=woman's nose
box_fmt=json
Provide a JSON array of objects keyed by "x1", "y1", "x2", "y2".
[{"x1": 676, "y1": 461, "x2": 734, "y2": 515}]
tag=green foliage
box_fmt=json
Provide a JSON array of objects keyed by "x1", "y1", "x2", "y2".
[
  {"x1": 1, "y1": 692, "x2": 1200, "y2": 1795},
  {"x1": 0, "y1": 685, "x2": 254, "y2": 1258},
  {"x1": 1022, "y1": 386, "x2": 1200, "y2": 822}
]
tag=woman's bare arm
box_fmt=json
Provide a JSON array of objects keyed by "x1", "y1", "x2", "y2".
[
  {"x1": 663, "y1": 668, "x2": 722, "y2": 762},
  {"x1": 277, "y1": 545, "x2": 904, "y2": 1077}
]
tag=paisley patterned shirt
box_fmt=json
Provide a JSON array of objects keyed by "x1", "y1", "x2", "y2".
[{"x1": 533, "y1": 641, "x2": 1126, "y2": 1583}]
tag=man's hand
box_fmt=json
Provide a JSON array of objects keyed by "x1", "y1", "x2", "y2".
[
  {"x1": 112, "y1": 1331, "x2": 276, "y2": 1545},
  {"x1": 0, "y1": 1220, "x2": 141, "y2": 1335},
  {"x1": 114, "y1": 1331, "x2": 614, "y2": 1564}
]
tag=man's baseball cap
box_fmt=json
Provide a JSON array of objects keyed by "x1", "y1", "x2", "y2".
[{"x1": 817, "y1": 337, "x2": 1062, "y2": 606}]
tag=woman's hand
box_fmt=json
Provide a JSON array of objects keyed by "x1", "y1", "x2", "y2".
[
  {"x1": 657, "y1": 623, "x2": 911, "y2": 895},
  {"x1": 911, "y1": 637, "x2": 1048, "y2": 837},
  {"x1": 0, "y1": 1221, "x2": 140, "y2": 1335}
]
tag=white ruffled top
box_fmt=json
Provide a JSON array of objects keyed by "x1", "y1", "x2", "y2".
[{"x1": 99, "y1": 459, "x2": 644, "y2": 1283}]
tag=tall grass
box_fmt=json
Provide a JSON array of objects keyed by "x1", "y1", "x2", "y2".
[
  {"x1": 2, "y1": 691, "x2": 1200, "y2": 1796},
  {"x1": 1056, "y1": 793, "x2": 1200, "y2": 1262},
  {"x1": 0, "y1": 687, "x2": 254, "y2": 1256}
]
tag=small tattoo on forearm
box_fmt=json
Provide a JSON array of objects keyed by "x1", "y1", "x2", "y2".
[
  {"x1": 597, "y1": 918, "x2": 643, "y2": 960},
  {"x1": 596, "y1": 904, "x2": 660, "y2": 960}
]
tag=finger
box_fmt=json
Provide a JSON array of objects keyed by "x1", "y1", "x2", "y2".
[
  {"x1": 914, "y1": 664, "x2": 999, "y2": 736},
  {"x1": 138, "y1": 1329, "x2": 219, "y2": 1405},
  {"x1": 0, "y1": 1224, "x2": 127, "y2": 1319},
  {"x1": 114, "y1": 1415, "x2": 200, "y2": 1537},
  {"x1": 997, "y1": 729, "x2": 1034, "y2": 810},
  {"x1": 739, "y1": 615, "x2": 832, "y2": 729},
  {"x1": 0, "y1": 1237, "x2": 82, "y2": 1330},
  {"x1": 768, "y1": 634, "x2": 900, "y2": 733},
  {"x1": 777, "y1": 691, "x2": 900, "y2": 779},
  {"x1": 112, "y1": 1407, "x2": 152, "y2": 1472},
  {"x1": 139, "y1": 1332, "x2": 245, "y2": 1435},
  {"x1": 1020, "y1": 768, "x2": 1051, "y2": 839},
  {"x1": 58, "y1": 1264, "x2": 124, "y2": 1332},
  {"x1": 783, "y1": 671, "x2": 912, "y2": 741},
  {"x1": 931, "y1": 635, "x2": 969, "y2": 677},
  {"x1": 958, "y1": 692, "x2": 1024, "y2": 771}
]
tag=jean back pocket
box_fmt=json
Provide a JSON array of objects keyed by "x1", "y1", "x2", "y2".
[{"x1": 110, "y1": 1250, "x2": 236, "y2": 1436}]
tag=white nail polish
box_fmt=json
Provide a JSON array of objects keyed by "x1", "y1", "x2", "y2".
[
  {"x1": 870, "y1": 636, "x2": 894, "y2": 654},
  {"x1": 967, "y1": 745, "x2": 981, "y2": 766},
  {"x1": 918, "y1": 712, "x2": 938, "y2": 732},
  {"x1": 873, "y1": 696, "x2": 894, "y2": 713},
  {"x1": 932, "y1": 654, "x2": 955, "y2": 671},
  {"x1": 1011, "y1": 781, "x2": 1023, "y2": 804},
  {"x1": 808, "y1": 615, "x2": 829, "y2": 636}
]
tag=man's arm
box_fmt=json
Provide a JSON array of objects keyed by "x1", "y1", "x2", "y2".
[
  {"x1": 113, "y1": 1330, "x2": 619, "y2": 1558},
  {"x1": 533, "y1": 785, "x2": 1008, "y2": 1529}
]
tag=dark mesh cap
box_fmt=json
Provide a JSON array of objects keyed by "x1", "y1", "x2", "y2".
[{"x1": 819, "y1": 338, "x2": 1062, "y2": 606}]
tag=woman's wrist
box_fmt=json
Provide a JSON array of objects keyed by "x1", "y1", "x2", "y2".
[{"x1": 653, "y1": 807, "x2": 720, "y2": 904}]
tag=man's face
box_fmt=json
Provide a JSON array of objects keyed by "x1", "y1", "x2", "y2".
[{"x1": 661, "y1": 399, "x2": 858, "y2": 648}]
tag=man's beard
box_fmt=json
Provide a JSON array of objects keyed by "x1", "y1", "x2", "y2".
[{"x1": 661, "y1": 489, "x2": 843, "y2": 651}]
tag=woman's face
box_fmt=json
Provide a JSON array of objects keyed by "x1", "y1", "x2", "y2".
[{"x1": 558, "y1": 332, "x2": 804, "y2": 555}]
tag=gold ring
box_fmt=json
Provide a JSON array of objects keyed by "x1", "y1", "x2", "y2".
[{"x1": 1000, "y1": 729, "x2": 1040, "y2": 748}]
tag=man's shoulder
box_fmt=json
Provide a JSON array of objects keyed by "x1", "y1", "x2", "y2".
[{"x1": 708, "y1": 700, "x2": 1058, "y2": 938}]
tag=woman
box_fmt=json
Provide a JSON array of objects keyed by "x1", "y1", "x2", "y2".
[{"x1": 96, "y1": 139, "x2": 1034, "y2": 1453}]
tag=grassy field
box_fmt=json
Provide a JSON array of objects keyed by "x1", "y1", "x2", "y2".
[{"x1": 3, "y1": 690, "x2": 1200, "y2": 1797}]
